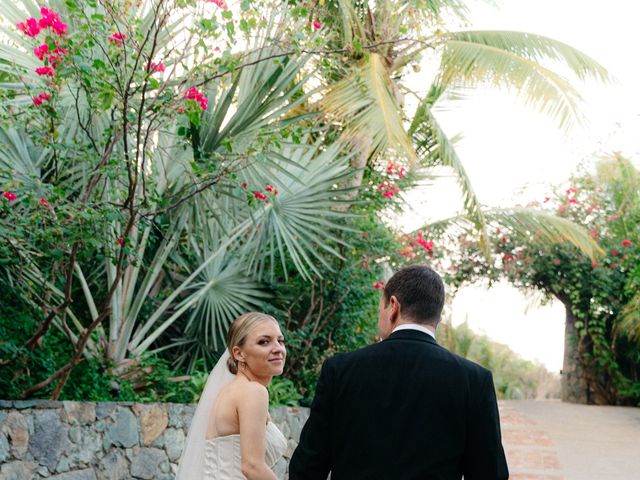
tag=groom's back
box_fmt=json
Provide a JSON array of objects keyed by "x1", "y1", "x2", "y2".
[
  {"x1": 325, "y1": 331, "x2": 492, "y2": 479},
  {"x1": 290, "y1": 265, "x2": 508, "y2": 480}
]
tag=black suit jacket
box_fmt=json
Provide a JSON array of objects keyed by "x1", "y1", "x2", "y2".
[{"x1": 289, "y1": 329, "x2": 509, "y2": 480}]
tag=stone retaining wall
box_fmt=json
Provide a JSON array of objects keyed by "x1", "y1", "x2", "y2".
[{"x1": 0, "y1": 400, "x2": 309, "y2": 480}]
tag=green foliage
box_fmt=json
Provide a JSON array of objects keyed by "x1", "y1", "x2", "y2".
[
  {"x1": 268, "y1": 376, "x2": 303, "y2": 407},
  {"x1": 0, "y1": 286, "x2": 200, "y2": 402},
  {"x1": 266, "y1": 201, "x2": 403, "y2": 403}
]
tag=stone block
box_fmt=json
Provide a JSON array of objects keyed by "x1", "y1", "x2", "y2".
[
  {"x1": 138, "y1": 405, "x2": 168, "y2": 446},
  {"x1": 0, "y1": 460, "x2": 34, "y2": 480},
  {"x1": 167, "y1": 403, "x2": 194, "y2": 429},
  {"x1": 104, "y1": 408, "x2": 138, "y2": 448},
  {"x1": 95, "y1": 404, "x2": 116, "y2": 421},
  {"x1": 129, "y1": 447, "x2": 167, "y2": 480},
  {"x1": 97, "y1": 449, "x2": 129, "y2": 480},
  {"x1": 3, "y1": 411, "x2": 30, "y2": 458},
  {"x1": 161, "y1": 428, "x2": 185, "y2": 462},
  {"x1": 63, "y1": 402, "x2": 96, "y2": 426},
  {"x1": 30, "y1": 409, "x2": 69, "y2": 470},
  {"x1": 49, "y1": 468, "x2": 97, "y2": 480}
]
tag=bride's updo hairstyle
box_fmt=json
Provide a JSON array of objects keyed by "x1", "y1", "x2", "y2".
[{"x1": 226, "y1": 312, "x2": 278, "y2": 374}]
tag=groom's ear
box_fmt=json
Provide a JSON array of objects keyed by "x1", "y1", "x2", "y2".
[{"x1": 389, "y1": 296, "x2": 401, "y2": 325}]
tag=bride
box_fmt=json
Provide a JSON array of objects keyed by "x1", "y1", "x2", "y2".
[{"x1": 176, "y1": 312, "x2": 288, "y2": 479}]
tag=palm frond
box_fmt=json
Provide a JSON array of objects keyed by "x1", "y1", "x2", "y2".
[
  {"x1": 410, "y1": 93, "x2": 488, "y2": 246},
  {"x1": 424, "y1": 207, "x2": 604, "y2": 260},
  {"x1": 0, "y1": 127, "x2": 46, "y2": 189},
  {"x1": 436, "y1": 30, "x2": 610, "y2": 129},
  {"x1": 323, "y1": 52, "x2": 417, "y2": 163}
]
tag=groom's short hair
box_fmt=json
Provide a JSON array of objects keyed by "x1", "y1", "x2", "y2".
[{"x1": 383, "y1": 264, "x2": 445, "y2": 325}]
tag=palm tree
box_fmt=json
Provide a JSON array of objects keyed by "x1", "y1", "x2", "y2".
[{"x1": 315, "y1": 0, "x2": 609, "y2": 244}]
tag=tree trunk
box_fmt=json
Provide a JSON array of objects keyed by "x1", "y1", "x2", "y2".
[{"x1": 561, "y1": 305, "x2": 590, "y2": 403}]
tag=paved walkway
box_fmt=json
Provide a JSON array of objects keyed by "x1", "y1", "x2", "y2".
[{"x1": 499, "y1": 400, "x2": 640, "y2": 480}]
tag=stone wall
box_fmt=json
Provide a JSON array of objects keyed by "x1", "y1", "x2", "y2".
[{"x1": 0, "y1": 400, "x2": 309, "y2": 480}]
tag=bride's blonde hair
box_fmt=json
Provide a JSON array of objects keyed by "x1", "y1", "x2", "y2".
[{"x1": 226, "y1": 312, "x2": 278, "y2": 374}]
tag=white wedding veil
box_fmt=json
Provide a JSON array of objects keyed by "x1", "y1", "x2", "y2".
[{"x1": 176, "y1": 350, "x2": 235, "y2": 479}]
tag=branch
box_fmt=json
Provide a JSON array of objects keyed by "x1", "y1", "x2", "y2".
[{"x1": 194, "y1": 37, "x2": 431, "y2": 89}]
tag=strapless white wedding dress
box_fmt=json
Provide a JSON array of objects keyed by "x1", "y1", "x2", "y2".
[{"x1": 203, "y1": 421, "x2": 287, "y2": 479}]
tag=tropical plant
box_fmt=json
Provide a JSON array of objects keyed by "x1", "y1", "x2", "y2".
[{"x1": 0, "y1": 0, "x2": 356, "y2": 398}]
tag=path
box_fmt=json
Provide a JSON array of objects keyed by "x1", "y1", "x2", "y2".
[{"x1": 499, "y1": 400, "x2": 640, "y2": 480}]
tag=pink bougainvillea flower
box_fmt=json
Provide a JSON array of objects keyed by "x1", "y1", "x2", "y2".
[
  {"x1": 32, "y1": 91, "x2": 51, "y2": 106},
  {"x1": 253, "y1": 191, "x2": 268, "y2": 202},
  {"x1": 183, "y1": 87, "x2": 208, "y2": 110},
  {"x1": 34, "y1": 44, "x2": 49, "y2": 61},
  {"x1": 591, "y1": 262, "x2": 598, "y2": 269},
  {"x1": 35, "y1": 66, "x2": 55, "y2": 77},
  {"x1": 611, "y1": 249, "x2": 619, "y2": 256},
  {"x1": 17, "y1": 17, "x2": 41, "y2": 37},
  {"x1": 148, "y1": 61, "x2": 166, "y2": 73},
  {"x1": 312, "y1": 20, "x2": 322, "y2": 30},
  {"x1": 610, "y1": 263, "x2": 618, "y2": 269},
  {"x1": 50, "y1": 20, "x2": 68, "y2": 35},
  {"x1": 2, "y1": 191, "x2": 17, "y2": 202},
  {"x1": 208, "y1": 0, "x2": 228, "y2": 9},
  {"x1": 385, "y1": 161, "x2": 406, "y2": 180},
  {"x1": 38, "y1": 7, "x2": 60, "y2": 27},
  {"x1": 566, "y1": 187, "x2": 577, "y2": 196},
  {"x1": 622, "y1": 239, "x2": 632, "y2": 246},
  {"x1": 415, "y1": 232, "x2": 434, "y2": 252},
  {"x1": 568, "y1": 198, "x2": 578, "y2": 204},
  {"x1": 47, "y1": 47, "x2": 68, "y2": 68},
  {"x1": 39, "y1": 197, "x2": 51, "y2": 209},
  {"x1": 241, "y1": 181, "x2": 248, "y2": 189},
  {"x1": 378, "y1": 179, "x2": 399, "y2": 198},
  {"x1": 265, "y1": 185, "x2": 278, "y2": 195},
  {"x1": 117, "y1": 237, "x2": 124, "y2": 247},
  {"x1": 109, "y1": 32, "x2": 126, "y2": 46},
  {"x1": 373, "y1": 281, "x2": 385, "y2": 290}
]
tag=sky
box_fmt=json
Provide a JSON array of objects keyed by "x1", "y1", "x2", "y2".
[{"x1": 399, "y1": 0, "x2": 640, "y2": 371}]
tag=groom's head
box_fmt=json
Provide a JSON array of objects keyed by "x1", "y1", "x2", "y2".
[{"x1": 378, "y1": 265, "x2": 445, "y2": 338}]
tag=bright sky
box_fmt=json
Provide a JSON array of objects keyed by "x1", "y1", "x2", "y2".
[{"x1": 400, "y1": 0, "x2": 640, "y2": 371}]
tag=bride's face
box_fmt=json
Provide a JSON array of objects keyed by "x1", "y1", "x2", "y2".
[{"x1": 236, "y1": 320, "x2": 286, "y2": 378}]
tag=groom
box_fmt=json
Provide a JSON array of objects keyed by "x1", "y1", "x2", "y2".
[{"x1": 289, "y1": 264, "x2": 509, "y2": 480}]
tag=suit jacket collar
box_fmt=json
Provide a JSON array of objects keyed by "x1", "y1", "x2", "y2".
[{"x1": 385, "y1": 328, "x2": 438, "y2": 345}]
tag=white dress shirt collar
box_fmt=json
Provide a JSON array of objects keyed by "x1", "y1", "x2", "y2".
[{"x1": 391, "y1": 323, "x2": 436, "y2": 339}]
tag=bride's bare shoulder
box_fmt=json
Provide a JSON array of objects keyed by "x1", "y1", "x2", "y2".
[
  {"x1": 224, "y1": 377, "x2": 268, "y2": 398},
  {"x1": 238, "y1": 379, "x2": 268, "y2": 395}
]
